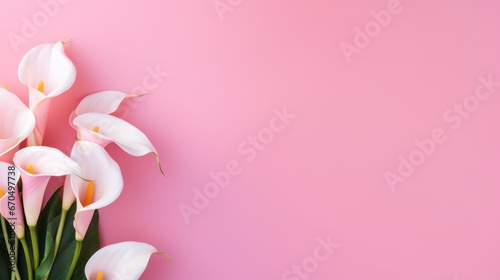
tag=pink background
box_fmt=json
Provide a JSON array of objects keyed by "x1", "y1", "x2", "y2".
[{"x1": 1, "y1": 0, "x2": 500, "y2": 279}]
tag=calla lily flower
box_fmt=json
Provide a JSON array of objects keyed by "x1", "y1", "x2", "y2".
[
  {"x1": 75, "y1": 90, "x2": 146, "y2": 116},
  {"x1": 0, "y1": 88, "x2": 36, "y2": 162},
  {"x1": 18, "y1": 41, "x2": 76, "y2": 146},
  {"x1": 13, "y1": 146, "x2": 83, "y2": 226},
  {"x1": 70, "y1": 90, "x2": 163, "y2": 173},
  {"x1": 0, "y1": 162, "x2": 25, "y2": 238},
  {"x1": 70, "y1": 140, "x2": 123, "y2": 240},
  {"x1": 69, "y1": 90, "x2": 146, "y2": 130},
  {"x1": 85, "y1": 241, "x2": 165, "y2": 280},
  {"x1": 73, "y1": 112, "x2": 162, "y2": 172}
]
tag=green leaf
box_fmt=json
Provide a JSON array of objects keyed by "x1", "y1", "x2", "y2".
[
  {"x1": 34, "y1": 187, "x2": 64, "y2": 280},
  {"x1": 37, "y1": 188, "x2": 63, "y2": 259},
  {"x1": 34, "y1": 188, "x2": 59, "y2": 275},
  {"x1": 71, "y1": 211, "x2": 100, "y2": 280},
  {"x1": 35, "y1": 234, "x2": 55, "y2": 280},
  {"x1": 48, "y1": 204, "x2": 100, "y2": 280}
]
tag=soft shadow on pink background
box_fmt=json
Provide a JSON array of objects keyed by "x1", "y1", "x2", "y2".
[{"x1": 1, "y1": 0, "x2": 500, "y2": 279}]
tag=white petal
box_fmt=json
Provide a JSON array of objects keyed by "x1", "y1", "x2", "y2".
[
  {"x1": 19, "y1": 174, "x2": 50, "y2": 226},
  {"x1": 70, "y1": 141, "x2": 123, "y2": 239},
  {"x1": 75, "y1": 90, "x2": 146, "y2": 116},
  {"x1": 13, "y1": 146, "x2": 84, "y2": 225},
  {"x1": 0, "y1": 88, "x2": 35, "y2": 157},
  {"x1": 13, "y1": 146, "x2": 83, "y2": 177},
  {"x1": 73, "y1": 113, "x2": 158, "y2": 157},
  {"x1": 85, "y1": 241, "x2": 158, "y2": 280},
  {"x1": 71, "y1": 141, "x2": 123, "y2": 211},
  {"x1": 18, "y1": 41, "x2": 76, "y2": 109}
]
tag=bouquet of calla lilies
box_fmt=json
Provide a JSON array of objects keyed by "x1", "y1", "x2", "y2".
[{"x1": 0, "y1": 41, "x2": 168, "y2": 280}]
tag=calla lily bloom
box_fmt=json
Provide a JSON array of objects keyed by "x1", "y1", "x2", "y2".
[
  {"x1": 0, "y1": 162, "x2": 25, "y2": 238},
  {"x1": 70, "y1": 140, "x2": 123, "y2": 240},
  {"x1": 85, "y1": 241, "x2": 165, "y2": 280},
  {"x1": 18, "y1": 41, "x2": 76, "y2": 146},
  {"x1": 0, "y1": 88, "x2": 36, "y2": 162},
  {"x1": 69, "y1": 90, "x2": 146, "y2": 130},
  {"x1": 73, "y1": 112, "x2": 162, "y2": 172},
  {"x1": 13, "y1": 146, "x2": 83, "y2": 226},
  {"x1": 75, "y1": 90, "x2": 146, "y2": 116},
  {"x1": 71, "y1": 90, "x2": 163, "y2": 173}
]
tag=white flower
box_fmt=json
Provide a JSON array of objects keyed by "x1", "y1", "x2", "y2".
[
  {"x1": 85, "y1": 241, "x2": 166, "y2": 280},
  {"x1": 13, "y1": 146, "x2": 83, "y2": 226},
  {"x1": 75, "y1": 90, "x2": 146, "y2": 116},
  {"x1": 0, "y1": 88, "x2": 35, "y2": 161},
  {"x1": 70, "y1": 141, "x2": 123, "y2": 240},
  {"x1": 18, "y1": 41, "x2": 76, "y2": 146}
]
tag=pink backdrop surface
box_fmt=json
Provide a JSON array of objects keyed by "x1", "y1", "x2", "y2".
[{"x1": 1, "y1": 0, "x2": 500, "y2": 279}]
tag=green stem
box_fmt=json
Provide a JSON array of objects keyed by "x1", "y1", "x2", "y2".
[
  {"x1": 28, "y1": 226, "x2": 39, "y2": 271},
  {"x1": 12, "y1": 263, "x2": 21, "y2": 280},
  {"x1": 66, "y1": 240, "x2": 82, "y2": 280},
  {"x1": 1, "y1": 218, "x2": 10, "y2": 255},
  {"x1": 54, "y1": 208, "x2": 68, "y2": 256},
  {"x1": 14, "y1": 237, "x2": 20, "y2": 280},
  {"x1": 41, "y1": 208, "x2": 69, "y2": 280},
  {"x1": 20, "y1": 238, "x2": 33, "y2": 280},
  {"x1": 1, "y1": 219, "x2": 13, "y2": 279},
  {"x1": 2, "y1": 219, "x2": 21, "y2": 280}
]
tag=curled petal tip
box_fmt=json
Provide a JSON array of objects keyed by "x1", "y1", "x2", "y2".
[
  {"x1": 126, "y1": 92, "x2": 149, "y2": 98},
  {"x1": 154, "y1": 153, "x2": 166, "y2": 178},
  {"x1": 155, "y1": 252, "x2": 172, "y2": 264}
]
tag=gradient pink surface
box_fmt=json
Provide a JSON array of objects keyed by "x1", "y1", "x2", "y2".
[{"x1": 1, "y1": 0, "x2": 500, "y2": 279}]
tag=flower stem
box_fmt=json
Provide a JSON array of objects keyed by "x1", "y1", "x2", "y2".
[
  {"x1": 66, "y1": 240, "x2": 82, "y2": 280},
  {"x1": 28, "y1": 226, "x2": 39, "y2": 271},
  {"x1": 54, "y1": 208, "x2": 68, "y2": 256},
  {"x1": 39, "y1": 208, "x2": 69, "y2": 280},
  {"x1": 1, "y1": 218, "x2": 10, "y2": 254},
  {"x1": 14, "y1": 237, "x2": 21, "y2": 280},
  {"x1": 20, "y1": 237, "x2": 33, "y2": 280},
  {"x1": 1, "y1": 218, "x2": 13, "y2": 279},
  {"x1": 1, "y1": 219, "x2": 21, "y2": 280},
  {"x1": 11, "y1": 262, "x2": 21, "y2": 280}
]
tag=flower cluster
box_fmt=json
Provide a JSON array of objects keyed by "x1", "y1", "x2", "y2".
[{"x1": 0, "y1": 42, "x2": 167, "y2": 280}]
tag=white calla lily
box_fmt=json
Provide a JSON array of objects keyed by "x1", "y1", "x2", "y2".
[
  {"x1": 73, "y1": 112, "x2": 161, "y2": 168},
  {"x1": 13, "y1": 146, "x2": 83, "y2": 226},
  {"x1": 85, "y1": 241, "x2": 165, "y2": 280},
  {"x1": 18, "y1": 41, "x2": 76, "y2": 146},
  {"x1": 18, "y1": 41, "x2": 76, "y2": 108},
  {"x1": 0, "y1": 88, "x2": 35, "y2": 162},
  {"x1": 69, "y1": 90, "x2": 146, "y2": 130},
  {"x1": 70, "y1": 141, "x2": 123, "y2": 240},
  {"x1": 75, "y1": 90, "x2": 146, "y2": 116},
  {"x1": 13, "y1": 146, "x2": 84, "y2": 271}
]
